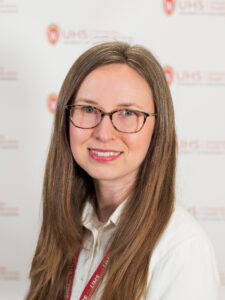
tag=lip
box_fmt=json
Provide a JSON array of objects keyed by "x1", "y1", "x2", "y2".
[{"x1": 88, "y1": 148, "x2": 122, "y2": 162}]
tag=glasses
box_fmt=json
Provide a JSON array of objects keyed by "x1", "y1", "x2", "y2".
[{"x1": 65, "y1": 105, "x2": 157, "y2": 133}]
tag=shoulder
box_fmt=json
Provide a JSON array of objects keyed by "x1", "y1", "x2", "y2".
[
  {"x1": 146, "y1": 202, "x2": 220, "y2": 300},
  {"x1": 152, "y1": 202, "x2": 212, "y2": 262}
]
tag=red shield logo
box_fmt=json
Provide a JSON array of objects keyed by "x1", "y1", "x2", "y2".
[
  {"x1": 163, "y1": 65, "x2": 174, "y2": 85},
  {"x1": 47, "y1": 93, "x2": 58, "y2": 113},
  {"x1": 47, "y1": 24, "x2": 60, "y2": 45},
  {"x1": 163, "y1": 0, "x2": 176, "y2": 15}
]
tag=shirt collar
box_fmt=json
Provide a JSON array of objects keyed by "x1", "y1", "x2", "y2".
[{"x1": 82, "y1": 199, "x2": 127, "y2": 230}]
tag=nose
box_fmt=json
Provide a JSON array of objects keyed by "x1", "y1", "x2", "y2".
[{"x1": 92, "y1": 114, "x2": 117, "y2": 142}]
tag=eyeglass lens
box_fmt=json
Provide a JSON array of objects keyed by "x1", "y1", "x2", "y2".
[{"x1": 70, "y1": 106, "x2": 145, "y2": 133}]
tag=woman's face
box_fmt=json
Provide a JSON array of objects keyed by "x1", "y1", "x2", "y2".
[{"x1": 69, "y1": 63, "x2": 155, "y2": 186}]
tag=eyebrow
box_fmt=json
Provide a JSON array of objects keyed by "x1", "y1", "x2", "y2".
[{"x1": 75, "y1": 98, "x2": 145, "y2": 110}]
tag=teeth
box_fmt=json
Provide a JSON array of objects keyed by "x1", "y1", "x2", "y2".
[{"x1": 91, "y1": 150, "x2": 120, "y2": 156}]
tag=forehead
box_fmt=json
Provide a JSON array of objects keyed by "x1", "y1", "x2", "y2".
[{"x1": 75, "y1": 63, "x2": 154, "y2": 111}]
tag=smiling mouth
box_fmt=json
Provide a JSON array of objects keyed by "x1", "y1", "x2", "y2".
[
  {"x1": 90, "y1": 149, "x2": 121, "y2": 156},
  {"x1": 88, "y1": 148, "x2": 122, "y2": 161}
]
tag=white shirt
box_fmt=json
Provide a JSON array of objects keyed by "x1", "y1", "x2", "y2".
[{"x1": 71, "y1": 201, "x2": 220, "y2": 300}]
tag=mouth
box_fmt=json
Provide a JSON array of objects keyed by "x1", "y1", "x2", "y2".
[{"x1": 88, "y1": 148, "x2": 122, "y2": 162}]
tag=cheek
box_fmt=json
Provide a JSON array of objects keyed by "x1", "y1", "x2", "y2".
[
  {"x1": 125, "y1": 134, "x2": 151, "y2": 157},
  {"x1": 69, "y1": 124, "x2": 89, "y2": 154},
  {"x1": 126, "y1": 123, "x2": 154, "y2": 159}
]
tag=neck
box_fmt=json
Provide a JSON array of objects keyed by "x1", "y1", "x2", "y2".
[{"x1": 94, "y1": 177, "x2": 135, "y2": 222}]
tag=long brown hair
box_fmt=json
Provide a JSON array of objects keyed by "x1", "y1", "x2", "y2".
[{"x1": 26, "y1": 41, "x2": 177, "y2": 300}]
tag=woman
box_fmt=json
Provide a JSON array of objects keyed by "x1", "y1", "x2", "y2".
[{"x1": 26, "y1": 42, "x2": 220, "y2": 300}]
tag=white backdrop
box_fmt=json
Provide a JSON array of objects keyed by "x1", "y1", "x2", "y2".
[{"x1": 0, "y1": 0, "x2": 225, "y2": 299}]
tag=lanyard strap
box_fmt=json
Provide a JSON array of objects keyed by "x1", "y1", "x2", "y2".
[{"x1": 66, "y1": 250, "x2": 110, "y2": 300}]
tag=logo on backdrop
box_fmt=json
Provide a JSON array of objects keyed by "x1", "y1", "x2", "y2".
[
  {"x1": 0, "y1": 266, "x2": 20, "y2": 280},
  {"x1": 47, "y1": 24, "x2": 60, "y2": 45},
  {"x1": 178, "y1": 139, "x2": 225, "y2": 154},
  {"x1": 163, "y1": 65, "x2": 174, "y2": 85},
  {"x1": 46, "y1": 24, "x2": 132, "y2": 45},
  {"x1": 0, "y1": 66, "x2": 18, "y2": 81},
  {"x1": 0, "y1": 0, "x2": 18, "y2": 13},
  {"x1": 163, "y1": 0, "x2": 176, "y2": 15},
  {"x1": 220, "y1": 272, "x2": 225, "y2": 286},
  {"x1": 186, "y1": 206, "x2": 225, "y2": 221},
  {"x1": 0, "y1": 134, "x2": 19, "y2": 149},
  {"x1": 162, "y1": 0, "x2": 225, "y2": 15},
  {"x1": 164, "y1": 65, "x2": 225, "y2": 86},
  {"x1": 0, "y1": 202, "x2": 19, "y2": 216},
  {"x1": 47, "y1": 93, "x2": 58, "y2": 113}
]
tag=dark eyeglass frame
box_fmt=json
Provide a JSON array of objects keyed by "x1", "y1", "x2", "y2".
[{"x1": 65, "y1": 104, "x2": 157, "y2": 133}]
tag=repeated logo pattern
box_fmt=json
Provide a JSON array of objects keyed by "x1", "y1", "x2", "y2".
[
  {"x1": 186, "y1": 206, "x2": 225, "y2": 220},
  {"x1": 46, "y1": 24, "x2": 132, "y2": 45},
  {"x1": 0, "y1": 134, "x2": 19, "y2": 149},
  {"x1": 164, "y1": 65, "x2": 225, "y2": 86},
  {"x1": 47, "y1": 24, "x2": 60, "y2": 45},
  {"x1": 47, "y1": 93, "x2": 58, "y2": 113},
  {"x1": 163, "y1": 0, "x2": 225, "y2": 15},
  {"x1": 163, "y1": 0, "x2": 176, "y2": 15},
  {"x1": 0, "y1": 266, "x2": 20, "y2": 280},
  {"x1": 179, "y1": 139, "x2": 225, "y2": 154}
]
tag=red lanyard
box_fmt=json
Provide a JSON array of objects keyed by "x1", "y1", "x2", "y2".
[{"x1": 66, "y1": 250, "x2": 110, "y2": 300}]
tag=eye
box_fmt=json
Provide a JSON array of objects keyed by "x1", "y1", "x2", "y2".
[
  {"x1": 121, "y1": 109, "x2": 136, "y2": 116},
  {"x1": 82, "y1": 106, "x2": 97, "y2": 114}
]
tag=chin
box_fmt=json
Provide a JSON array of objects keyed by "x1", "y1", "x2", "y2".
[{"x1": 86, "y1": 171, "x2": 116, "y2": 181}]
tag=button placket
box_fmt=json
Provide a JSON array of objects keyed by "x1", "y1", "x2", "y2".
[{"x1": 86, "y1": 227, "x2": 100, "y2": 283}]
